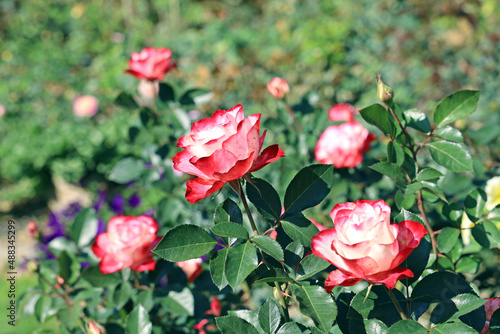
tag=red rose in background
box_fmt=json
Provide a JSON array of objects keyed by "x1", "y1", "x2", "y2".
[
  {"x1": 328, "y1": 103, "x2": 358, "y2": 122},
  {"x1": 266, "y1": 77, "x2": 290, "y2": 99},
  {"x1": 176, "y1": 258, "x2": 204, "y2": 283},
  {"x1": 92, "y1": 215, "x2": 160, "y2": 274},
  {"x1": 173, "y1": 104, "x2": 285, "y2": 203},
  {"x1": 125, "y1": 47, "x2": 176, "y2": 81},
  {"x1": 481, "y1": 297, "x2": 500, "y2": 334},
  {"x1": 315, "y1": 121, "x2": 375, "y2": 168},
  {"x1": 311, "y1": 200, "x2": 427, "y2": 291}
]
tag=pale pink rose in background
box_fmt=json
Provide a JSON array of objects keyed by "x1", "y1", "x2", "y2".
[
  {"x1": 92, "y1": 215, "x2": 160, "y2": 274},
  {"x1": 328, "y1": 103, "x2": 358, "y2": 122},
  {"x1": 126, "y1": 47, "x2": 176, "y2": 81},
  {"x1": 0, "y1": 104, "x2": 6, "y2": 116},
  {"x1": 481, "y1": 297, "x2": 500, "y2": 334},
  {"x1": 28, "y1": 221, "x2": 39, "y2": 238},
  {"x1": 266, "y1": 77, "x2": 290, "y2": 99},
  {"x1": 173, "y1": 104, "x2": 285, "y2": 204},
  {"x1": 315, "y1": 121, "x2": 376, "y2": 168},
  {"x1": 311, "y1": 200, "x2": 428, "y2": 291},
  {"x1": 73, "y1": 95, "x2": 99, "y2": 117},
  {"x1": 176, "y1": 258, "x2": 204, "y2": 283}
]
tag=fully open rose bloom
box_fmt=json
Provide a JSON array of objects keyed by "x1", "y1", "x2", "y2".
[
  {"x1": 92, "y1": 215, "x2": 160, "y2": 274},
  {"x1": 315, "y1": 121, "x2": 375, "y2": 168},
  {"x1": 328, "y1": 103, "x2": 358, "y2": 122},
  {"x1": 173, "y1": 104, "x2": 284, "y2": 203},
  {"x1": 312, "y1": 200, "x2": 428, "y2": 291},
  {"x1": 125, "y1": 47, "x2": 176, "y2": 81}
]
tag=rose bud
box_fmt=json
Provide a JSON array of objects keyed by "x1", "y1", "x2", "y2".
[
  {"x1": 315, "y1": 121, "x2": 375, "y2": 168},
  {"x1": 173, "y1": 104, "x2": 284, "y2": 204},
  {"x1": 266, "y1": 77, "x2": 290, "y2": 99},
  {"x1": 125, "y1": 47, "x2": 176, "y2": 81},
  {"x1": 376, "y1": 74, "x2": 394, "y2": 103},
  {"x1": 91, "y1": 215, "x2": 160, "y2": 274},
  {"x1": 312, "y1": 200, "x2": 428, "y2": 291},
  {"x1": 73, "y1": 95, "x2": 99, "y2": 117}
]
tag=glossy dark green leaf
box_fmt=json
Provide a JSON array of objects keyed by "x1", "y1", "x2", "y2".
[
  {"x1": 81, "y1": 267, "x2": 120, "y2": 287},
  {"x1": 276, "y1": 322, "x2": 303, "y2": 334},
  {"x1": 471, "y1": 221, "x2": 500, "y2": 248},
  {"x1": 455, "y1": 256, "x2": 481, "y2": 274},
  {"x1": 433, "y1": 90, "x2": 480, "y2": 128},
  {"x1": 296, "y1": 254, "x2": 331, "y2": 281},
  {"x1": 113, "y1": 282, "x2": 132, "y2": 309},
  {"x1": 153, "y1": 224, "x2": 217, "y2": 261},
  {"x1": 370, "y1": 162, "x2": 406, "y2": 182},
  {"x1": 364, "y1": 319, "x2": 389, "y2": 334},
  {"x1": 225, "y1": 241, "x2": 258, "y2": 289},
  {"x1": 258, "y1": 298, "x2": 281, "y2": 334},
  {"x1": 252, "y1": 235, "x2": 284, "y2": 261},
  {"x1": 464, "y1": 188, "x2": 487, "y2": 223},
  {"x1": 434, "y1": 126, "x2": 464, "y2": 143},
  {"x1": 404, "y1": 109, "x2": 430, "y2": 133},
  {"x1": 293, "y1": 285, "x2": 336, "y2": 333},
  {"x1": 69, "y1": 208, "x2": 98, "y2": 248},
  {"x1": 158, "y1": 82, "x2": 175, "y2": 103},
  {"x1": 359, "y1": 104, "x2": 390, "y2": 135},
  {"x1": 489, "y1": 308, "x2": 500, "y2": 333},
  {"x1": 126, "y1": 304, "x2": 152, "y2": 334},
  {"x1": 47, "y1": 237, "x2": 77, "y2": 257},
  {"x1": 210, "y1": 247, "x2": 229, "y2": 290},
  {"x1": 281, "y1": 217, "x2": 319, "y2": 247},
  {"x1": 284, "y1": 164, "x2": 334, "y2": 214},
  {"x1": 430, "y1": 322, "x2": 477, "y2": 333},
  {"x1": 400, "y1": 237, "x2": 431, "y2": 285},
  {"x1": 115, "y1": 91, "x2": 139, "y2": 109},
  {"x1": 403, "y1": 182, "x2": 423, "y2": 197},
  {"x1": 108, "y1": 157, "x2": 146, "y2": 184},
  {"x1": 246, "y1": 178, "x2": 282, "y2": 220},
  {"x1": 35, "y1": 295, "x2": 53, "y2": 323},
  {"x1": 394, "y1": 209, "x2": 425, "y2": 225},
  {"x1": 216, "y1": 315, "x2": 260, "y2": 334},
  {"x1": 211, "y1": 222, "x2": 249, "y2": 239},
  {"x1": 179, "y1": 88, "x2": 213, "y2": 106},
  {"x1": 388, "y1": 320, "x2": 427, "y2": 333},
  {"x1": 447, "y1": 293, "x2": 486, "y2": 322},
  {"x1": 437, "y1": 227, "x2": 460, "y2": 253},
  {"x1": 426, "y1": 141, "x2": 473, "y2": 172},
  {"x1": 416, "y1": 168, "x2": 443, "y2": 181},
  {"x1": 162, "y1": 287, "x2": 194, "y2": 316},
  {"x1": 387, "y1": 141, "x2": 405, "y2": 166},
  {"x1": 58, "y1": 251, "x2": 80, "y2": 285},
  {"x1": 214, "y1": 198, "x2": 243, "y2": 225}
]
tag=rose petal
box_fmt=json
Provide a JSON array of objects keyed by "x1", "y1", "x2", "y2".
[
  {"x1": 249, "y1": 144, "x2": 285, "y2": 173},
  {"x1": 365, "y1": 267, "x2": 414, "y2": 289},
  {"x1": 185, "y1": 178, "x2": 225, "y2": 204},
  {"x1": 324, "y1": 270, "x2": 363, "y2": 292}
]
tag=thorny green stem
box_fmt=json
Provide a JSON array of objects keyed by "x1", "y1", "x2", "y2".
[
  {"x1": 274, "y1": 281, "x2": 291, "y2": 322},
  {"x1": 284, "y1": 101, "x2": 302, "y2": 132},
  {"x1": 385, "y1": 286, "x2": 407, "y2": 320}
]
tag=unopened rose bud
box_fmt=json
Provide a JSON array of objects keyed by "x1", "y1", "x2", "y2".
[
  {"x1": 266, "y1": 77, "x2": 290, "y2": 99},
  {"x1": 28, "y1": 221, "x2": 39, "y2": 238},
  {"x1": 73, "y1": 95, "x2": 99, "y2": 117},
  {"x1": 376, "y1": 74, "x2": 394, "y2": 103},
  {"x1": 87, "y1": 320, "x2": 106, "y2": 334}
]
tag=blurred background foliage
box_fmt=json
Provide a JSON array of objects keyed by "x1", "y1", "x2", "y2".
[{"x1": 1, "y1": 0, "x2": 499, "y2": 211}]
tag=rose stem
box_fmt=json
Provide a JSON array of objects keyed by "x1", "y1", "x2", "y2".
[
  {"x1": 384, "y1": 286, "x2": 407, "y2": 320},
  {"x1": 388, "y1": 104, "x2": 438, "y2": 266},
  {"x1": 151, "y1": 80, "x2": 160, "y2": 125},
  {"x1": 284, "y1": 101, "x2": 302, "y2": 132},
  {"x1": 229, "y1": 179, "x2": 291, "y2": 321}
]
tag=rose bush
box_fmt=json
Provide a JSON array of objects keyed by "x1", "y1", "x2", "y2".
[
  {"x1": 315, "y1": 121, "x2": 375, "y2": 168},
  {"x1": 125, "y1": 47, "x2": 177, "y2": 81},
  {"x1": 92, "y1": 215, "x2": 160, "y2": 274},
  {"x1": 311, "y1": 200, "x2": 428, "y2": 291},
  {"x1": 173, "y1": 104, "x2": 284, "y2": 203}
]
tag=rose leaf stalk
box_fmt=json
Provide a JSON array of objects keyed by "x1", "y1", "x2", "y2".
[{"x1": 385, "y1": 286, "x2": 408, "y2": 320}]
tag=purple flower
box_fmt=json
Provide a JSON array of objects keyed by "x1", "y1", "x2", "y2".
[
  {"x1": 111, "y1": 194, "x2": 124, "y2": 214},
  {"x1": 62, "y1": 202, "x2": 82, "y2": 218},
  {"x1": 96, "y1": 218, "x2": 106, "y2": 236},
  {"x1": 44, "y1": 212, "x2": 65, "y2": 243},
  {"x1": 128, "y1": 193, "x2": 141, "y2": 208},
  {"x1": 93, "y1": 189, "x2": 107, "y2": 211}
]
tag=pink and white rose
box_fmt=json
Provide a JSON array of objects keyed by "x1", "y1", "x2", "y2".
[
  {"x1": 266, "y1": 77, "x2": 290, "y2": 99},
  {"x1": 125, "y1": 47, "x2": 176, "y2": 81},
  {"x1": 328, "y1": 103, "x2": 358, "y2": 122},
  {"x1": 173, "y1": 104, "x2": 284, "y2": 203},
  {"x1": 315, "y1": 121, "x2": 375, "y2": 168},
  {"x1": 311, "y1": 200, "x2": 428, "y2": 291},
  {"x1": 92, "y1": 215, "x2": 160, "y2": 274}
]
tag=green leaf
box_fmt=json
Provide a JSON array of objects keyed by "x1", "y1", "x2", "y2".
[
  {"x1": 158, "y1": 82, "x2": 175, "y2": 103},
  {"x1": 370, "y1": 162, "x2": 406, "y2": 182},
  {"x1": 394, "y1": 209, "x2": 425, "y2": 225},
  {"x1": 114, "y1": 282, "x2": 132, "y2": 309},
  {"x1": 464, "y1": 188, "x2": 487, "y2": 223},
  {"x1": 252, "y1": 235, "x2": 284, "y2": 261},
  {"x1": 47, "y1": 237, "x2": 77, "y2": 257},
  {"x1": 437, "y1": 227, "x2": 460, "y2": 253},
  {"x1": 214, "y1": 198, "x2": 243, "y2": 225},
  {"x1": 126, "y1": 304, "x2": 152, "y2": 334},
  {"x1": 58, "y1": 251, "x2": 80, "y2": 285},
  {"x1": 179, "y1": 88, "x2": 213, "y2": 106},
  {"x1": 293, "y1": 285, "x2": 336, "y2": 333},
  {"x1": 296, "y1": 254, "x2": 331, "y2": 281},
  {"x1": 400, "y1": 237, "x2": 431, "y2": 285},
  {"x1": 388, "y1": 320, "x2": 427, "y2": 333},
  {"x1": 258, "y1": 299, "x2": 281, "y2": 334},
  {"x1": 210, "y1": 247, "x2": 229, "y2": 290},
  {"x1": 284, "y1": 164, "x2": 334, "y2": 214},
  {"x1": 281, "y1": 217, "x2": 319, "y2": 247},
  {"x1": 403, "y1": 182, "x2": 423, "y2": 197},
  {"x1": 364, "y1": 319, "x2": 389, "y2": 334},
  {"x1": 216, "y1": 315, "x2": 260, "y2": 334},
  {"x1": 404, "y1": 109, "x2": 430, "y2": 133},
  {"x1": 69, "y1": 208, "x2": 98, "y2": 248},
  {"x1": 421, "y1": 181, "x2": 448, "y2": 203},
  {"x1": 448, "y1": 293, "x2": 487, "y2": 322},
  {"x1": 246, "y1": 178, "x2": 282, "y2": 220},
  {"x1": 153, "y1": 224, "x2": 217, "y2": 261},
  {"x1": 276, "y1": 322, "x2": 303, "y2": 334},
  {"x1": 426, "y1": 141, "x2": 473, "y2": 172},
  {"x1": 359, "y1": 104, "x2": 390, "y2": 136},
  {"x1": 229, "y1": 309, "x2": 263, "y2": 333},
  {"x1": 430, "y1": 322, "x2": 477, "y2": 334},
  {"x1": 162, "y1": 287, "x2": 194, "y2": 316},
  {"x1": 211, "y1": 222, "x2": 249, "y2": 239},
  {"x1": 489, "y1": 308, "x2": 500, "y2": 333},
  {"x1": 81, "y1": 267, "x2": 120, "y2": 287},
  {"x1": 115, "y1": 91, "x2": 139, "y2": 109},
  {"x1": 416, "y1": 168, "x2": 443, "y2": 181},
  {"x1": 434, "y1": 126, "x2": 464, "y2": 143},
  {"x1": 471, "y1": 221, "x2": 500, "y2": 248},
  {"x1": 35, "y1": 295, "x2": 53, "y2": 323},
  {"x1": 108, "y1": 158, "x2": 146, "y2": 184},
  {"x1": 225, "y1": 241, "x2": 258, "y2": 289},
  {"x1": 455, "y1": 256, "x2": 481, "y2": 274},
  {"x1": 433, "y1": 90, "x2": 480, "y2": 128},
  {"x1": 387, "y1": 141, "x2": 405, "y2": 166}
]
